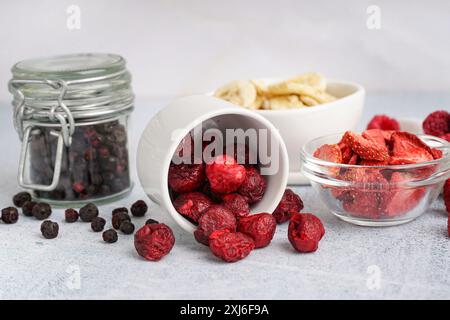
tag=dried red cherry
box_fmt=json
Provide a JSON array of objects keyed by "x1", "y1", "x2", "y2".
[
  {"x1": 209, "y1": 230, "x2": 255, "y2": 262},
  {"x1": 168, "y1": 163, "x2": 206, "y2": 193},
  {"x1": 205, "y1": 155, "x2": 246, "y2": 194},
  {"x1": 238, "y1": 213, "x2": 276, "y2": 248},
  {"x1": 134, "y1": 223, "x2": 175, "y2": 261},
  {"x1": 194, "y1": 205, "x2": 237, "y2": 246},
  {"x1": 222, "y1": 193, "x2": 250, "y2": 218},
  {"x1": 288, "y1": 213, "x2": 325, "y2": 253},
  {"x1": 237, "y1": 166, "x2": 266, "y2": 204},
  {"x1": 173, "y1": 192, "x2": 214, "y2": 223},
  {"x1": 272, "y1": 189, "x2": 304, "y2": 224}
]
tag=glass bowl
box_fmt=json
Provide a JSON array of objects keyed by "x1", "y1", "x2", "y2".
[{"x1": 301, "y1": 133, "x2": 450, "y2": 226}]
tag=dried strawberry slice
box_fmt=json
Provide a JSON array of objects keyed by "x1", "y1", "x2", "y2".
[
  {"x1": 343, "y1": 131, "x2": 389, "y2": 161},
  {"x1": 390, "y1": 131, "x2": 434, "y2": 164},
  {"x1": 362, "y1": 129, "x2": 393, "y2": 148},
  {"x1": 313, "y1": 144, "x2": 343, "y2": 163}
]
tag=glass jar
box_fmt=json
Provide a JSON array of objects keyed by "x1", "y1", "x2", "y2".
[{"x1": 8, "y1": 53, "x2": 134, "y2": 205}]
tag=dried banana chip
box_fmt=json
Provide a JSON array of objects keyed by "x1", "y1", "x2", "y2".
[
  {"x1": 287, "y1": 72, "x2": 327, "y2": 91},
  {"x1": 262, "y1": 95, "x2": 304, "y2": 110},
  {"x1": 214, "y1": 80, "x2": 257, "y2": 108},
  {"x1": 299, "y1": 95, "x2": 319, "y2": 106},
  {"x1": 267, "y1": 82, "x2": 334, "y2": 104}
]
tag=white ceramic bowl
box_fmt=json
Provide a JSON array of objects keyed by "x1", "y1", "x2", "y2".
[
  {"x1": 253, "y1": 79, "x2": 365, "y2": 184},
  {"x1": 136, "y1": 95, "x2": 289, "y2": 233}
]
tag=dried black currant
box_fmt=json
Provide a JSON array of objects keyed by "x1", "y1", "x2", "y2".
[
  {"x1": 112, "y1": 207, "x2": 129, "y2": 216},
  {"x1": 40, "y1": 220, "x2": 59, "y2": 239},
  {"x1": 119, "y1": 221, "x2": 135, "y2": 234},
  {"x1": 22, "y1": 201, "x2": 37, "y2": 217},
  {"x1": 79, "y1": 203, "x2": 99, "y2": 222},
  {"x1": 65, "y1": 209, "x2": 79, "y2": 223},
  {"x1": 131, "y1": 200, "x2": 148, "y2": 217},
  {"x1": 145, "y1": 218, "x2": 159, "y2": 225},
  {"x1": 102, "y1": 229, "x2": 118, "y2": 243},
  {"x1": 13, "y1": 191, "x2": 32, "y2": 208},
  {"x1": 112, "y1": 212, "x2": 131, "y2": 229},
  {"x1": 32, "y1": 203, "x2": 52, "y2": 220},
  {"x1": 1, "y1": 207, "x2": 19, "y2": 224},
  {"x1": 91, "y1": 217, "x2": 106, "y2": 232}
]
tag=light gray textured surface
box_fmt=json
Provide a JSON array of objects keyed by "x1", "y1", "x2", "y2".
[{"x1": 0, "y1": 94, "x2": 449, "y2": 300}]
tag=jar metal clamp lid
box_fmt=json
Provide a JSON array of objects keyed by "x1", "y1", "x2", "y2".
[{"x1": 8, "y1": 53, "x2": 134, "y2": 191}]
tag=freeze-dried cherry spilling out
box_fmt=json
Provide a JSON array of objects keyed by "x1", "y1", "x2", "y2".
[
  {"x1": 238, "y1": 213, "x2": 276, "y2": 248},
  {"x1": 173, "y1": 192, "x2": 214, "y2": 223},
  {"x1": 237, "y1": 166, "x2": 266, "y2": 204},
  {"x1": 222, "y1": 193, "x2": 250, "y2": 218},
  {"x1": 194, "y1": 205, "x2": 237, "y2": 246},
  {"x1": 288, "y1": 213, "x2": 325, "y2": 253},
  {"x1": 209, "y1": 230, "x2": 255, "y2": 263},
  {"x1": 168, "y1": 163, "x2": 206, "y2": 193},
  {"x1": 272, "y1": 189, "x2": 304, "y2": 224},
  {"x1": 205, "y1": 155, "x2": 246, "y2": 194},
  {"x1": 134, "y1": 223, "x2": 175, "y2": 261}
]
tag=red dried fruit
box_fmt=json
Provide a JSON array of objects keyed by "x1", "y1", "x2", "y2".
[
  {"x1": 222, "y1": 193, "x2": 250, "y2": 218},
  {"x1": 209, "y1": 230, "x2": 255, "y2": 262},
  {"x1": 272, "y1": 189, "x2": 304, "y2": 224},
  {"x1": 173, "y1": 192, "x2": 214, "y2": 223},
  {"x1": 226, "y1": 143, "x2": 255, "y2": 166},
  {"x1": 358, "y1": 159, "x2": 389, "y2": 166},
  {"x1": 194, "y1": 205, "x2": 237, "y2": 245},
  {"x1": 238, "y1": 213, "x2": 276, "y2": 248},
  {"x1": 134, "y1": 223, "x2": 175, "y2": 261},
  {"x1": 362, "y1": 129, "x2": 393, "y2": 148},
  {"x1": 205, "y1": 155, "x2": 246, "y2": 194},
  {"x1": 390, "y1": 131, "x2": 433, "y2": 164},
  {"x1": 443, "y1": 179, "x2": 450, "y2": 216},
  {"x1": 440, "y1": 133, "x2": 450, "y2": 142},
  {"x1": 168, "y1": 163, "x2": 206, "y2": 193},
  {"x1": 237, "y1": 166, "x2": 267, "y2": 204},
  {"x1": 339, "y1": 143, "x2": 354, "y2": 164},
  {"x1": 422, "y1": 110, "x2": 449, "y2": 137},
  {"x1": 343, "y1": 131, "x2": 389, "y2": 161},
  {"x1": 366, "y1": 115, "x2": 400, "y2": 131},
  {"x1": 430, "y1": 148, "x2": 443, "y2": 160},
  {"x1": 383, "y1": 172, "x2": 426, "y2": 217},
  {"x1": 313, "y1": 144, "x2": 342, "y2": 164},
  {"x1": 288, "y1": 213, "x2": 325, "y2": 253}
]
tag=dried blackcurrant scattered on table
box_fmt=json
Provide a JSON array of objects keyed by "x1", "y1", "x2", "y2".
[
  {"x1": 102, "y1": 229, "x2": 118, "y2": 243},
  {"x1": 119, "y1": 221, "x2": 135, "y2": 234},
  {"x1": 32, "y1": 202, "x2": 52, "y2": 220},
  {"x1": 13, "y1": 192, "x2": 32, "y2": 208},
  {"x1": 112, "y1": 212, "x2": 131, "y2": 229},
  {"x1": 131, "y1": 200, "x2": 148, "y2": 217},
  {"x1": 22, "y1": 201, "x2": 37, "y2": 217},
  {"x1": 65, "y1": 208, "x2": 79, "y2": 223},
  {"x1": 145, "y1": 218, "x2": 159, "y2": 225},
  {"x1": 112, "y1": 207, "x2": 128, "y2": 215},
  {"x1": 1, "y1": 207, "x2": 19, "y2": 224},
  {"x1": 79, "y1": 203, "x2": 99, "y2": 222},
  {"x1": 91, "y1": 217, "x2": 106, "y2": 232},
  {"x1": 40, "y1": 220, "x2": 59, "y2": 239}
]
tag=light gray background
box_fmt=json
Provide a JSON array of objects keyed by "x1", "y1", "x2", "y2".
[
  {"x1": 0, "y1": 0, "x2": 450, "y2": 101},
  {"x1": 0, "y1": 1, "x2": 449, "y2": 300}
]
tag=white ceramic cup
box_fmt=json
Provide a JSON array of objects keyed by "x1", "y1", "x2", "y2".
[{"x1": 137, "y1": 95, "x2": 289, "y2": 233}]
